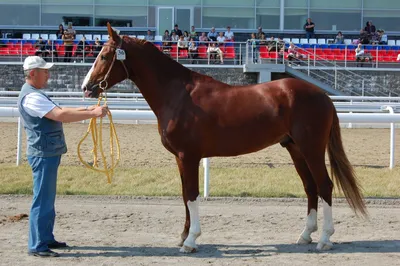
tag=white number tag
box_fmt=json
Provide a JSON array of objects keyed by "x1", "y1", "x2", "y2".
[{"x1": 116, "y1": 49, "x2": 126, "y2": 60}]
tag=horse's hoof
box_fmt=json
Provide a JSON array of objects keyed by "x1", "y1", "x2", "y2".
[
  {"x1": 177, "y1": 239, "x2": 184, "y2": 247},
  {"x1": 316, "y1": 241, "x2": 333, "y2": 251},
  {"x1": 296, "y1": 235, "x2": 312, "y2": 244},
  {"x1": 179, "y1": 245, "x2": 197, "y2": 253}
]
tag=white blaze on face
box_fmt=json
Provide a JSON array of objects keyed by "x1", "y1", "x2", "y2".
[{"x1": 81, "y1": 47, "x2": 104, "y2": 90}]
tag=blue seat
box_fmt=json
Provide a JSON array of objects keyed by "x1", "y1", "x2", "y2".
[
  {"x1": 329, "y1": 44, "x2": 338, "y2": 49},
  {"x1": 320, "y1": 44, "x2": 329, "y2": 49},
  {"x1": 337, "y1": 44, "x2": 346, "y2": 49},
  {"x1": 302, "y1": 44, "x2": 310, "y2": 49}
]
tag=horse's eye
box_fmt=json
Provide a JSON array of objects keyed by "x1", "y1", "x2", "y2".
[{"x1": 101, "y1": 55, "x2": 107, "y2": 60}]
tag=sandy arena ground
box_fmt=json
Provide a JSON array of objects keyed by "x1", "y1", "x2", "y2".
[{"x1": 0, "y1": 123, "x2": 399, "y2": 265}]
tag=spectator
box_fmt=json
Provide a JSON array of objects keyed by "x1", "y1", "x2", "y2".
[
  {"x1": 335, "y1": 31, "x2": 344, "y2": 44},
  {"x1": 249, "y1": 33, "x2": 258, "y2": 63},
  {"x1": 364, "y1": 21, "x2": 376, "y2": 35},
  {"x1": 377, "y1": 29, "x2": 388, "y2": 45},
  {"x1": 171, "y1": 31, "x2": 179, "y2": 43},
  {"x1": 92, "y1": 37, "x2": 102, "y2": 57},
  {"x1": 207, "y1": 27, "x2": 218, "y2": 42},
  {"x1": 217, "y1": 32, "x2": 226, "y2": 45},
  {"x1": 189, "y1": 26, "x2": 198, "y2": 40},
  {"x1": 162, "y1": 30, "x2": 172, "y2": 54},
  {"x1": 224, "y1": 26, "x2": 234, "y2": 41},
  {"x1": 44, "y1": 39, "x2": 58, "y2": 62},
  {"x1": 145, "y1": 29, "x2": 154, "y2": 41},
  {"x1": 183, "y1": 31, "x2": 190, "y2": 41},
  {"x1": 199, "y1": 32, "x2": 209, "y2": 44},
  {"x1": 207, "y1": 41, "x2": 224, "y2": 64},
  {"x1": 256, "y1": 26, "x2": 265, "y2": 40},
  {"x1": 55, "y1": 24, "x2": 64, "y2": 39},
  {"x1": 259, "y1": 33, "x2": 267, "y2": 46},
  {"x1": 177, "y1": 35, "x2": 188, "y2": 56},
  {"x1": 359, "y1": 29, "x2": 370, "y2": 45},
  {"x1": 75, "y1": 36, "x2": 90, "y2": 62},
  {"x1": 62, "y1": 22, "x2": 75, "y2": 62},
  {"x1": 34, "y1": 37, "x2": 47, "y2": 57},
  {"x1": 304, "y1": 18, "x2": 315, "y2": 41},
  {"x1": 171, "y1": 24, "x2": 182, "y2": 37},
  {"x1": 355, "y1": 43, "x2": 372, "y2": 67},
  {"x1": 188, "y1": 37, "x2": 198, "y2": 64}
]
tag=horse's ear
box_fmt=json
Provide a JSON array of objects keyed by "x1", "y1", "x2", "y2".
[{"x1": 107, "y1": 22, "x2": 119, "y2": 41}]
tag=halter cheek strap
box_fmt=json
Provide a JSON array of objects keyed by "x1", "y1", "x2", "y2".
[{"x1": 99, "y1": 37, "x2": 130, "y2": 90}]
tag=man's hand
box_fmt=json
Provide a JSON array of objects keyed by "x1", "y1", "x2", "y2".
[{"x1": 92, "y1": 106, "x2": 109, "y2": 118}]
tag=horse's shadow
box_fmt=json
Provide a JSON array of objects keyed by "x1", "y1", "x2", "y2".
[{"x1": 60, "y1": 240, "x2": 400, "y2": 258}]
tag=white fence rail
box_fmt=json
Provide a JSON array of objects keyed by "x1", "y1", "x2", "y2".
[{"x1": 1, "y1": 106, "x2": 399, "y2": 198}]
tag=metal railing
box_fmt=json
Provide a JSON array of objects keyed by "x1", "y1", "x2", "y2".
[{"x1": 244, "y1": 40, "x2": 400, "y2": 96}]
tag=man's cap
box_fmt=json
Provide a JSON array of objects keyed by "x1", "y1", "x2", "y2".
[{"x1": 23, "y1": 56, "x2": 54, "y2": 70}]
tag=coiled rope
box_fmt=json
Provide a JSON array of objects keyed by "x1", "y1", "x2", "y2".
[{"x1": 77, "y1": 93, "x2": 120, "y2": 183}]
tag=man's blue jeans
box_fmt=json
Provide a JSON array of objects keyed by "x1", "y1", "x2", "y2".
[{"x1": 27, "y1": 155, "x2": 61, "y2": 252}]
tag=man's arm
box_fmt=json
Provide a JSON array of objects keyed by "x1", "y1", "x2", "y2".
[{"x1": 45, "y1": 106, "x2": 108, "y2": 123}]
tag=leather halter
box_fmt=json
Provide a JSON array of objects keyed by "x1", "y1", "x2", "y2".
[{"x1": 98, "y1": 37, "x2": 130, "y2": 90}]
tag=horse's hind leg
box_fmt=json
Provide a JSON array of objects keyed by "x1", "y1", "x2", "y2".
[
  {"x1": 285, "y1": 143, "x2": 318, "y2": 244},
  {"x1": 301, "y1": 149, "x2": 335, "y2": 251},
  {"x1": 176, "y1": 156, "x2": 201, "y2": 253}
]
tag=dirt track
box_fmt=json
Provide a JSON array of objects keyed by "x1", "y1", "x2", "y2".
[
  {"x1": 0, "y1": 196, "x2": 399, "y2": 266},
  {"x1": 1, "y1": 123, "x2": 400, "y2": 265}
]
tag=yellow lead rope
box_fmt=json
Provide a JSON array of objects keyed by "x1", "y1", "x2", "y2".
[{"x1": 77, "y1": 93, "x2": 120, "y2": 183}]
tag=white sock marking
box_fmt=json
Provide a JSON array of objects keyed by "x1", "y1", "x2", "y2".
[{"x1": 182, "y1": 196, "x2": 201, "y2": 251}]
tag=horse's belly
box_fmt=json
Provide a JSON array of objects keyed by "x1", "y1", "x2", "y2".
[{"x1": 205, "y1": 125, "x2": 286, "y2": 157}]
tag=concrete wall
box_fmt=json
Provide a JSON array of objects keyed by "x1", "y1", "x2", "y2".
[{"x1": 0, "y1": 64, "x2": 257, "y2": 92}]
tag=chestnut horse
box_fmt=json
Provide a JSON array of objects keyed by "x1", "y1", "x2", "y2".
[{"x1": 82, "y1": 23, "x2": 367, "y2": 252}]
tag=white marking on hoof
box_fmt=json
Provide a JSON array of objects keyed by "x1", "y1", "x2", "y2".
[
  {"x1": 297, "y1": 235, "x2": 312, "y2": 244},
  {"x1": 180, "y1": 196, "x2": 201, "y2": 253},
  {"x1": 316, "y1": 200, "x2": 335, "y2": 251},
  {"x1": 179, "y1": 245, "x2": 197, "y2": 253},
  {"x1": 297, "y1": 209, "x2": 317, "y2": 244}
]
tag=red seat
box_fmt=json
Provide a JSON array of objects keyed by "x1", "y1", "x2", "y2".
[
  {"x1": 225, "y1": 46, "x2": 235, "y2": 59},
  {"x1": 198, "y1": 45, "x2": 208, "y2": 59},
  {"x1": 170, "y1": 44, "x2": 178, "y2": 58},
  {"x1": 259, "y1": 46, "x2": 268, "y2": 58},
  {"x1": 178, "y1": 49, "x2": 188, "y2": 58},
  {"x1": 0, "y1": 47, "x2": 9, "y2": 55}
]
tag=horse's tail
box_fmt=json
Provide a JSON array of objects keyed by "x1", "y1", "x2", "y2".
[{"x1": 327, "y1": 111, "x2": 368, "y2": 217}]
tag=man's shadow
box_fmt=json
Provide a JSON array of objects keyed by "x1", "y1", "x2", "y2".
[{"x1": 60, "y1": 240, "x2": 400, "y2": 258}]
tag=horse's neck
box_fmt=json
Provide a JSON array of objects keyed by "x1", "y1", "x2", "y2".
[{"x1": 129, "y1": 47, "x2": 191, "y2": 113}]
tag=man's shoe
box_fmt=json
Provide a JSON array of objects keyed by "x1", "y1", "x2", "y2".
[
  {"x1": 28, "y1": 249, "x2": 59, "y2": 257},
  {"x1": 48, "y1": 241, "x2": 68, "y2": 249}
]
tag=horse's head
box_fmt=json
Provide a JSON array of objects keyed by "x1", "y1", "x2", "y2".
[{"x1": 82, "y1": 22, "x2": 129, "y2": 98}]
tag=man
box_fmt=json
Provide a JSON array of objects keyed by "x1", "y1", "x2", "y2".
[
  {"x1": 303, "y1": 18, "x2": 315, "y2": 40},
  {"x1": 207, "y1": 27, "x2": 218, "y2": 42},
  {"x1": 224, "y1": 26, "x2": 234, "y2": 41},
  {"x1": 171, "y1": 24, "x2": 182, "y2": 37},
  {"x1": 256, "y1": 26, "x2": 265, "y2": 40},
  {"x1": 18, "y1": 56, "x2": 108, "y2": 257},
  {"x1": 145, "y1": 29, "x2": 154, "y2": 41}
]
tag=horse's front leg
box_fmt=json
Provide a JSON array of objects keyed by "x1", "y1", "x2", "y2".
[
  {"x1": 176, "y1": 156, "x2": 201, "y2": 253},
  {"x1": 175, "y1": 156, "x2": 190, "y2": 247}
]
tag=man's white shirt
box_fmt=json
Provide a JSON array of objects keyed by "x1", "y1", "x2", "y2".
[{"x1": 22, "y1": 92, "x2": 56, "y2": 118}]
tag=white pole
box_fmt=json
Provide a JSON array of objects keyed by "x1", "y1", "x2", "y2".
[
  {"x1": 16, "y1": 117, "x2": 23, "y2": 166},
  {"x1": 203, "y1": 158, "x2": 210, "y2": 198},
  {"x1": 384, "y1": 106, "x2": 395, "y2": 169}
]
